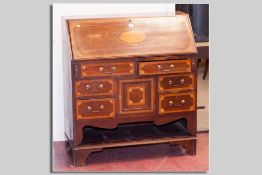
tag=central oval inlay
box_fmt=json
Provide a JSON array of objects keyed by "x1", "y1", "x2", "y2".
[{"x1": 118, "y1": 30, "x2": 146, "y2": 44}]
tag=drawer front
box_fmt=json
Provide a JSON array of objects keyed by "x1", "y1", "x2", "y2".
[
  {"x1": 158, "y1": 74, "x2": 194, "y2": 92},
  {"x1": 159, "y1": 93, "x2": 195, "y2": 114},
  {"x1": 76, "y1": 99, "x2": 115, "y2": 119},
  {"x1": 75, "y1": 79, "x2": 114, "y2": 97},
  {"x1": 80, "y1": 62, "x2": 134, "y2": 78},
  {"x1": 139, "y1": 59, "x2": 191, "y2": 75}
]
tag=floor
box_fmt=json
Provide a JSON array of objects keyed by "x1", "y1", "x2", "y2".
[
  {"x1": 197, "y1": 62, "x2": 209, "y2": 131},
  {"x1": 52, "y1": 133, "x2": 208, "y2": 172}
]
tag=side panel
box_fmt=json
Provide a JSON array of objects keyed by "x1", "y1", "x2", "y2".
[{"x1": 62, "y1": 17, "x2": 74, "y2": 142}]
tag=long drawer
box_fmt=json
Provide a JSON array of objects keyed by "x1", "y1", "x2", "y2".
[
  {"x1": 139, "y1": 59, "x2": 191, "y2": 75},
  {"x1": 80, "y1": 61, "x2": 135, "y2": 78}
]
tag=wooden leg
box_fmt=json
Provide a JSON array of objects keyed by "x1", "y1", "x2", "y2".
[
  {"x1": 186, "y1": 115, "x2": 197, "y2": 137},
  {"x1": 203, "y1": 59, "x2": 209, "y2": 80},
  {"x1": 170, "y1": 139, "x2": 196, "y2": 156},
  {"x1": 73, "y1": 148, "x2": 103, "y2": 167},
  {"x1": 181, "y1": 140, "x2": 196, "y2": 155},
  {"x1": 75, "y1": 124, "x2": 84, "y2": 147}
]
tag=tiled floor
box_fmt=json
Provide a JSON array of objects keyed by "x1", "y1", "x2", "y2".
[{"x1": 52, "y1": 133, "x2": 209, "y2": 172}]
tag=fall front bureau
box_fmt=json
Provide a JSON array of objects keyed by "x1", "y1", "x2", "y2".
[{"x1": 62, "y1": 13, "x2": 197, "y2": 166}]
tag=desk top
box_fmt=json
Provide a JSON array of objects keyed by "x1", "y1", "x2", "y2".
[{"x1": 67, "y1": 14, "x2": 197, "y2": 60}]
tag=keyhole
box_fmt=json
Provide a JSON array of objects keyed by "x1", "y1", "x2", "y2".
[{"x1": 128, "y1": 19, "x2": 134, "y2": 28}]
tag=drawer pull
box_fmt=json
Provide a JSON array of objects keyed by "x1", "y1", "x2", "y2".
[
  {"x1": 86, "y1": 84, "x2": 104, "y2": 91},
  {"x1": 169, "y1": 99, "x2": 186, "y2": 107},
  {"x1": 98, "y1": 66, "x2": 117, "y2": 74},
  {"x1": 98, "y1": 84, "x2": 104, "y2": 89},
  {"x1": 99, "y1": 105, "x2": 105, "y2": 110},
  {"x1": 168, "y1": 78, "x2": 185, "y2": 85},
  {"x1": 181, "y1": 99, "x2": 186, "y2": 104},
  {"x1": 87, "y1": 106, "x2": 92, "y2": 111},
  {"x1": 169, "y1": 100, "x2": 174, "y2": 106},
  {"x1": 87, "y1": 105, "x2": 104, "y2": 112},
  {"x1": 111, "y1": 66, "x2": 117, "y2": 71},
  {"x1": 157, "y1": 65, "x2": 163, "y2": 70},
  {"x1": 157, "y1": 64, "x2": 175, "y2": 72}
]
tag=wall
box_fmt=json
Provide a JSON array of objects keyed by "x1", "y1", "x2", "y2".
[{"x1": 52, "y1": 3, "x2": 175, "y2": 141}]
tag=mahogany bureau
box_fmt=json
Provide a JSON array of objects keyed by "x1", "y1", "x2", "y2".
[{"x1": 62, "y1": 13, "x2": 197, "y2": 166}]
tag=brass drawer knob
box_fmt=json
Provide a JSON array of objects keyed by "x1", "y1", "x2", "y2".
[
  {"x1": 169, "y1": 100, "x2": 174, "y2": 106},
  {"x1": 87, "y1": 106, "x2": 92, "y2": 111},
  {"x1": 157, "y1": 65, "x2": 163, "y2": 70},
  {"x1": 86, "y1": 84, "x2": 91, "y2": 89},
  {"x1": 98, "y1": 84, "x2": 104, "y2": 89},
  {"x1": 111, "y1": 66, "x2": 117, "y2": 71},
  {"x1": 168, "y1": 80, "x2": 173, "y2": 85},
  {"x1": 181, "y1": 99, "x2": 186, "y2": 104},
  {"x1": 180, "y1": 79, "x2": 185, "y2": 84},
  {"x1": 99, "y1": 105, "x2": 104, "y2": 110},
  {"x1": 169, "y1": 64, "x2": 175, "y2": 68},
  {"x1": 99, "y1": 67, "x2": 104, "y2": 72}
]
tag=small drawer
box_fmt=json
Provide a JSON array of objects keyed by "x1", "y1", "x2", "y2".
[
  {"x1": 80, "y1": 61, "x2": 134, "y2": 78},
  {"x1": 158, "y1": 74, "x2": 194, "y2": 92},
  {"x1": 75, "y1": 79, "x2": 114, "y2": 97},
  {"x1": 76, "y1": 98, "x2": 115, "y2": 119},
  {"x1": 159, "y1": 93, "x2": 195, "y2": 114},
  {"x1": 139, "y1": 59, "x2": 191, "y2": 75}
]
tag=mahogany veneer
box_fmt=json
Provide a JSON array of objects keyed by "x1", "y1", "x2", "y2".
[{"x1": 62, "y1": 13, "x2": 197, "y2": 167}]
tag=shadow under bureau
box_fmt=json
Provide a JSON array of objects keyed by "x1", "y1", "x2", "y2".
[{"x1": 62, "y1": 13, "x2": 198, "y2": 166}]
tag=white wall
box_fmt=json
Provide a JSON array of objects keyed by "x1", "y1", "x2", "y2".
[{"x1": 52, "y1": 3, "x2": 176, "y2": 141}]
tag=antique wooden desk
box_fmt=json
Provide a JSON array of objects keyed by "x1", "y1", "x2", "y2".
[{"x1": 62, "y1": 13, "x2": 197, "y2": 166}]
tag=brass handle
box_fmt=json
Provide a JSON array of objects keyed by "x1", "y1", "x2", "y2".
[
  {"x1": 99, "y1": 105, "x2": 104, "y2": 110},
  {"x1": 180, "y1": 79, "x2": 185, "y2": 84},
  {"x1": 99, "y1": 66, "x2": 117, "y2": 74},
  {"x1": 86, "y1": 84, "x2": 91, "y2": 90},
  {"x1": 169, "y1": 100, "x2": 174, "y2": 106},
  {"x1": 99, "y1": 67, "x2": 104, "y2": 72},
  {"x1": 87, "y1": 105, "x2": 104, "y2": 112},
  {"x1": 168, "y1": 80, "x2": 173, "y2": 85},
  {"x1": 157, "y1": 65, "x2": 163, "y2": 70},
  {"x1": 98, "y1": 84, "x2": 104, "y2": 89},
  {"x1": 162, "y1": 69, "x2": 172, "y2": 72},
  {"x1": 169, "y1": 99, "x2": 186, "y2": 107},
  {"x1": 157, "y1": 64, "x2": 175, "y2": 72},
  {"x1": 169, "y1": 64, "x2": 175, "y2": 68},
  {"x1": 180, "y1": 99, "x2": 186, "y2": 104}
]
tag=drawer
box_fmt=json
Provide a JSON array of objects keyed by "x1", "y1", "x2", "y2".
[
  {"x1": 158, "y1": 74, "x2": 194, "y2": 92},
  {"x1": 159, "y1": 93, "x2": 195, "y2": 114},
  {"x1": 139, "y1": 59, "x2": 191, "y2": 75},
  {"x1": 76, "y1": 98, "x2": 115, "y2": 119},
  {"x1": 80, "y1": 61, "x2": 134, "y2": 78},
  {"x1": 75, "y1": 79, "x2": 114, "y2": 97}
]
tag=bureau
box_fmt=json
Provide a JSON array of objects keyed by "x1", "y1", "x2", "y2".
[{"x1": 62, "y1": 13, "x2": 197, "y2": 166}]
